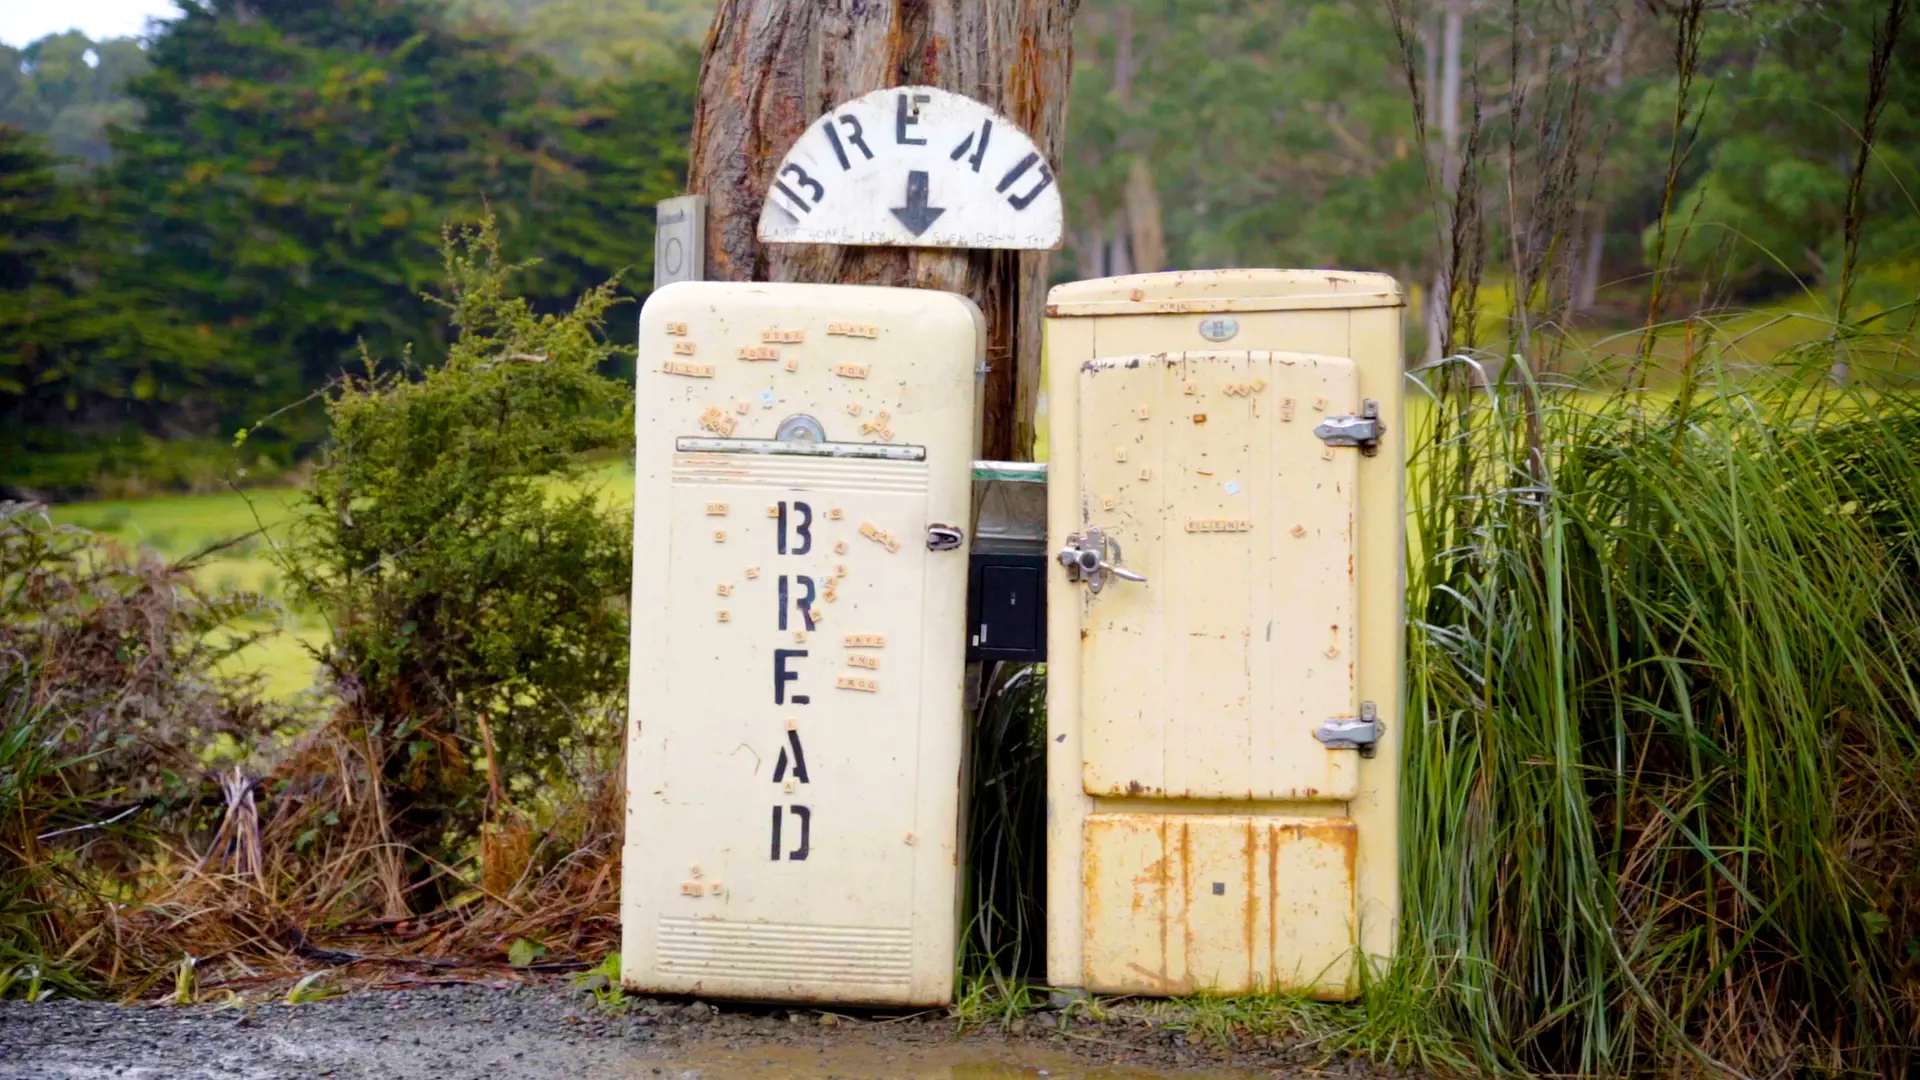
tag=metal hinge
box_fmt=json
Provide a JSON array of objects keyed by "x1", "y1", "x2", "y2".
[
  {"x1": 1314, "y1": 702, "x2": 1383, "y2": 757},
  {"x1": 1314, "y1": 399, "x2": 1384, "y2": 456}
]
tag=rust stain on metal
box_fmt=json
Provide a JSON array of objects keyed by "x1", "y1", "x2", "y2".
[
  {"x1": 1083, "y1": 824, "x2": 1104, "y2": 933},
  {"x1": 1125, "y1": 962, "x2": 1180, "y2": 993},
  {"x1": 1155, "y1": 818, "x2": 1172, "y2": 992},
  {"x1": 1325, "y1": 821, "x2": 1359, "y2": 911},
  {"x1": 1177, "y1": 820, "x2": 1192, "y2": 987},
  {"x1": 1131, "y1": 849, "x2": 1169, "y2": 892},
  {"x1": 1243, "y1": 819, "x2": 1259, "y2": 987},
  {"x1": 1267, "y1": 822, "x2": 1280, "y2": 983}
]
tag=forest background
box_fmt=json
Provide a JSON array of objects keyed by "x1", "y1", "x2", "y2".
[{"x1": 3, "y1": 0, "x2": 1915, "y2": 497}]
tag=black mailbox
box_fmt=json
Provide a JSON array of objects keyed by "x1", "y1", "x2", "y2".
[
  {"x1": 966, "y1": 463, "x2": 1048, "y2": 664},
  {"x1": 968, "y1": 552, "x2": 1047, "y2": 662}
]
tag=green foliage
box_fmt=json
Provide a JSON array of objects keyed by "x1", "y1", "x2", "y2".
[
  {"x1": 0, "y1": 665, "x2": 96, "y2": 1000},
  {"x1": 952, "y1": 971, "x2": 1046, "y2": 1029},
  {"x1": 0, "y1": 431, "x2": 298, "y2": 501},
  {"x1": 283, "y1": 216, "x2": 632, "y2": 862},
  {"x1": 0, "y1": 126, "x2": 232, "y2": 451},
  {"x1": 0, "y1": 126, "x2": 88, "y2": 401},
  {"x1": 1658, "y1": 1, "x2": 1920, "y2": 292},
  {"x1": 0, "y1": 32, "x2": 148, "y2": 166},
  {"x1": 1063, "y1": 0, "x2": 1919, "y2": 351},
  {"x1": 506, "y1": 936, "x2": 546, "y2": 967},
  {"x1": 1402, "y1": 357, "x2": 1920, "y2": 1075},
  {"x1": 450, "y1": 0, "x2": 712, "y2": 81},
  {"x1": 1067, "y1": 0, "x2": 1430, "y2": 275},
  {"x1": 106, "y1": 0, "x2": 586, "y2": 401},
  {"x1": 0, "y1": 503, "x2": 284, "y2": 805},
  {"x1": 0, "y1": 0, "x2": 695, "y2": 495},
  {"x1": 284, "y1": 969, "x2": 341, "y2": 1003},
  {"x1": 572, "y1": 951, "x2": 631, "y2": 1010},
  {"x1": 536, "y1": 45, "x2": 699, "y2": 384}
]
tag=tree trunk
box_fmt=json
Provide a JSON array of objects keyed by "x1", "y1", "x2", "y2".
[
  {"x1": 1424, "y1": 1, "x2": 1465, "y2": 364},
  {"x1": 1574, "y1": 203, "x2": 1606, "y2": 312},
  {"x1": 1124, "y1": 157, "x2": 1166, "y2": 273},
  {"x1": 1112, "y1": 6, "x2": 1165, "y2": 275},
  {"x1": 687, "y1": 0, "x2": 1080, "y2": 462},
  {"x1": 1575, "y1": 8, "x2": 1634, "y2": 316}
]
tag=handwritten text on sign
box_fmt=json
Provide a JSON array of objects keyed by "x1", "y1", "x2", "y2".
[{"x1": 757, "y1": 86, "x2": 1062, "y2": 251}]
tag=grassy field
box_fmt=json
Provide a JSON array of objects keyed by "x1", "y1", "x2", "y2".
[
  {"x1": 51, "y1": 461, "x2": 637, "y2": 700},
  {"x1": 1456, "y1": 270, "x2": 1919, "y2": 376}
]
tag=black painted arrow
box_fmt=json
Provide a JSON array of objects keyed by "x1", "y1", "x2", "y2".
[{"x1": 889, "y1": 170, "x2": 947, "y2": 236}]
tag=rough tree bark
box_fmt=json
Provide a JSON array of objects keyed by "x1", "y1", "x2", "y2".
[{"x1": 687, "y1": 1, "x2": 1080, "y2": 462}]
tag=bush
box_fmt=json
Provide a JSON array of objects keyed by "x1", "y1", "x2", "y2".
[{"x1": 280, "y1": 216, "x2": 633, "y2": 881}]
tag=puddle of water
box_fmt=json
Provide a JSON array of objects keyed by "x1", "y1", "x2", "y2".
[{"x1": 631, "y1": 1041, "x2": 1267, "y2": 1080}]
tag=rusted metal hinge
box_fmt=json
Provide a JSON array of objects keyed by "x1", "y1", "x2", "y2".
[
  {"x1": 1314, "y1": 399, "x2": 1384, "y2": 456},
  {"x1": 1314, "y1": 701, "x2": 1383, "y2": 757}
]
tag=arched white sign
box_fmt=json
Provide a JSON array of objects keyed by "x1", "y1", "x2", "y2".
[{"x1": 757, "y1": 86, "x2": 1062, "y2": 251}]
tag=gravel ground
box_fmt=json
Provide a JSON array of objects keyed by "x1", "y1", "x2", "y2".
[{"x1": 0, "y1": 983, "x2": 1426, "y2": 1080}]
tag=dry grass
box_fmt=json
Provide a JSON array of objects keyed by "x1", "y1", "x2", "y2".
[{"x1": 2, "y1": 502, "x2": 625, "y2": 1000}]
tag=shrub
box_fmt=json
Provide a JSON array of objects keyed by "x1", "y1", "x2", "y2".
[{"x1": 279, "y1": 216, "x2": 633, "y2": 882}]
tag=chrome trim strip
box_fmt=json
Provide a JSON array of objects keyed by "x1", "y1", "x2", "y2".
[{"x1": 674, "y1": 437, "x2": 927, "y2": 461}]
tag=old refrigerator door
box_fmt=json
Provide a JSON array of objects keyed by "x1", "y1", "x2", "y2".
[
  {"x1": 1045, "y1": 269, "x2": 1406, "y2": 1004},
  {"x1": 1073, "y1": 351, "x2": 1362, "y2": 804},
  {"x1": 624, "y1": 282, "x2": 981, "y2": 1006}
]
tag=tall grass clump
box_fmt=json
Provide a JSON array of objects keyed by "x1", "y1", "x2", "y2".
[
  {"x1": 0, "y1": 665, "x2": 94, "y2": 1000},
  {"x1": 959, "y1": 663, "x2": 1048, "y2": 1016},
  {"x1": 1401, "y1": 355, "x2": 1920, "y2": 1076}
]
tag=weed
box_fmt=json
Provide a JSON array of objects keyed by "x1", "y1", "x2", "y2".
[
  {"x1": 171, "y1": 957, "x2": 196, "y2": 1005},
  {"x1": 507, "y1": 937, "x2": 547, "y2": 969},
  {"x1": 0, "y1": 222, "x2": 634, "y2": 1001},
  {"x1": 952, "y1": 970, "x2": 1046, "y2": 1030},
  {"x1": 573, "y1": 952, "x2": 630, "y2": 1012},
  {"x1": 284, "y1": 969, "x2": 339, "y2": 1005},
  {"x1": 953, "y1": 664, "x2": 1048, "y2": 1029}
]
